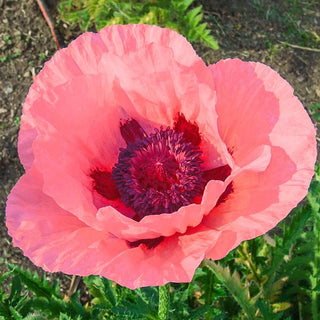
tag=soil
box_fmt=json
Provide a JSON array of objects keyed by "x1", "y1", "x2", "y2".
[{"x1": 0, "y1": 0, "x2": 319, "y2": 295}]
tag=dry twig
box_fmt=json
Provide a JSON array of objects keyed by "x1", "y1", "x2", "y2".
[{"x1": 279, "y1": 41, "x2": 320, "y2": 53}]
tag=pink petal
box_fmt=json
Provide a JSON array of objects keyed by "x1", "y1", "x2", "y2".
[
  {"x1": 97, "y1": 43, "x2": 204, "y2": 126},
  {"x1": 28, "y1": 75, "x2": 127, "y2": 228},
  {"x1": 204, "y1": 147, "x2": 295, "y2": 258},
  {"x1": 17, "y1": 122, "x2": 37, "y2": 170},
  {"x1": 6, "y1": 166, "x2": 220, "y2": 289},
  {"x1": 101, "y1": 228, "x2": 223, "y2": 289},
  {"x1": 98, "y1": 42, "x2": 230, "y2": 169},
  {"x1": 5, "y1": 166, "x2": 131, "y2": 278},
  {"x1": 98, "y1": 24, "x2": 201, "y2": 67},
  {"x1": 209, "y1": 59, "x2": 280, "y2": 167},
  {"x1": 18, "y1": 25, "x2": 204, "y2": 169},
  {"x1": 203, "y1": 60, "x2": 316, "y2": 259},
  {"x1": 96, "y1": 179, "x2": 227, "y2": 241},
  {"x1": 252, "y1": 61, "x2": 316, "y2": 175}
]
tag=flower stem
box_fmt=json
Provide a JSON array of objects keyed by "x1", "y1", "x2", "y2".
[
  {"x1": 205, "y1": 270, "x2": 214, "y2": 306},
  {"x1": 158, "y1": 284, "x2": 170, "y2": 320},
  {"x1": 311, "y1": 204, "x2": 319, "y2": 320}
]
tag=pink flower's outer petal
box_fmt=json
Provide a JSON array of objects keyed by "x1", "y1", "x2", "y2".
[
  {"x1": 98, "y1": 24, "x2": 201, "y2": 67},
  {"x1": 6, "y1": 167, "x2": 125, "y2": 274},
  {"x1": 27, "y1": 75, "x2": 129, "y2": 229},
  {"x1": 101, "y1": 228, "x2": 223, "y2": 289},
  {"x1": 6, "y1": 166, "x2": 221, "y2": 289},
  {"x1": 203, "y1": 60, "x2": 316, "y2": 260},
  {"x1": 252, "y1": 61, "x2": 316, "y2": 174},
  {"x1": 17, "y1": 122, "x2": 37, "y2": 170},
  {"x1": 209, "y1": 59, "x2": 281, "y2": 167},
  {"x1": 18, "y1": 25, "x2": 205, "y2": 170},
  {"x1": 204, "y1": 147, "x2": 297, "y2": 259}
]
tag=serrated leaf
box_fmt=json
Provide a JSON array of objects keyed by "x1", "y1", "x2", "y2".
[
  {"x1": 267, "y1": 277, "x2": 288, "y2": 301},
  {"x1": 176, "y1": 0, "x2": 194, "y2": 11},
  {"x1": 23, "y1": 313, "x2": 47, "y2": 320},
  {"x1": 189, "y1": 13, "x2": 203, "y2": 29},
  {"x1": 185, "y1": 6, "x2": 202, "y2": 21},
  {"x1": 7, "y1": 265, "x2": 60, "y2": 300},
  {"x1": 84, "y1": 276, "x2": 117, "y2": 307},
  {"x1": 9, "y1": 276, "x2": 22, "y2": 303},
  {"x1": 203, "y1": 260, "x2": 257, "y2": 320},
  {"x1": 0, "y1": 271, "x2": 13, "y2": 286},
  {"x1": 8, "y1": 306, "x2": 23, "y2": 319}
]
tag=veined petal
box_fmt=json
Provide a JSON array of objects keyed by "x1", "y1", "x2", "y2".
[
  {"x1": 6, "y1": 166, "x2": 219, "y2": 289},
  {"x1": 209, "y1": 59, "x2": 280, "y2": 167}
]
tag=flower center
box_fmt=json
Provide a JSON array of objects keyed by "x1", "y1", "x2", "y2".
[{"x1": 112, "y1": 127, "x2": 204, "y2": 218}]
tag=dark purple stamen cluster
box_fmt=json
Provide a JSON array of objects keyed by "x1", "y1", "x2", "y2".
[{"x1": 112, "y1": 127, "x2": 204, "y2": 218}]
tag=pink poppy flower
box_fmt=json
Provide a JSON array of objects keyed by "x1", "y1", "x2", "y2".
[{"x1": 6, "y1": 24, "x2": 316, "y2": 289}]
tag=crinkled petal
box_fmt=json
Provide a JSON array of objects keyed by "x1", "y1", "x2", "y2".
[
  {"x1": 17, "y1": 122, "x2": 37, "y2": 170},
  {"x1": 18, "y1": 25, "x2": 204, "y2": 169},
  {"x1": 98, "y1": 42, "x2": 230, "y2": 168},
  {"x1": 6, "y1": 166, "x2": 221, "y2": 289},
  {"x1": 203, "y1": 60, "x2": 316, "y2": 259},
  {"x1": 209, "y1": 59, "x2": 280, "y2": 167},
  {"x1": 27, "y1": 75, "x2": 128, "y2": 229},
  {"x1": 98, "y1": 24, "x2": 201, "y2": 67},
  {"x1": 204, "y1": 147, "x2": 297, "y2": 259},
  {"x1": 6, "y1": 166, "x2": 125, "y2": 273},
  {"x1": 101, "y1": 228, "x2": 222, "y2": 289}
]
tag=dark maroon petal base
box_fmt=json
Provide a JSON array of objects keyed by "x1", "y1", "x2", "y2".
[
  {"x1": 174, "y1": 113, "x2": 201, "y2": 146},
  {"x1": 128, "y1": 236, "x2": 165, "y2": 249},
  {"x1": 90, "y1": 170, "x2": 120, "y2": 200}
]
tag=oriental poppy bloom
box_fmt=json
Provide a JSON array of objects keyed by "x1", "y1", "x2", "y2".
[{"x1": 6, "y1": 24, "x2": 316, "y2": 289}]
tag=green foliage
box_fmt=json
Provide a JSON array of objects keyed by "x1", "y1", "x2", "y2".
[
  {"x1": 58, "y1": 0, "x2": 219, "y2": 50},
  {"x1": 0, "y1": 33, "x2": 26, "y2": 63},
  {"x1": 309, "y1": 103, "x2": 320, "y2": 122},
  {"x1": 83, "y1": 276, "x2": 159, "y2": 319},
  {"x1": 0, "y1": 265, "x2": 92, "y2": 320},
  {"x1": 13, "y1": 117, "x2": 21, "y2": 126},
  {"x1": 203, "y1": 260, "x2": 257, "y2": 320}
]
